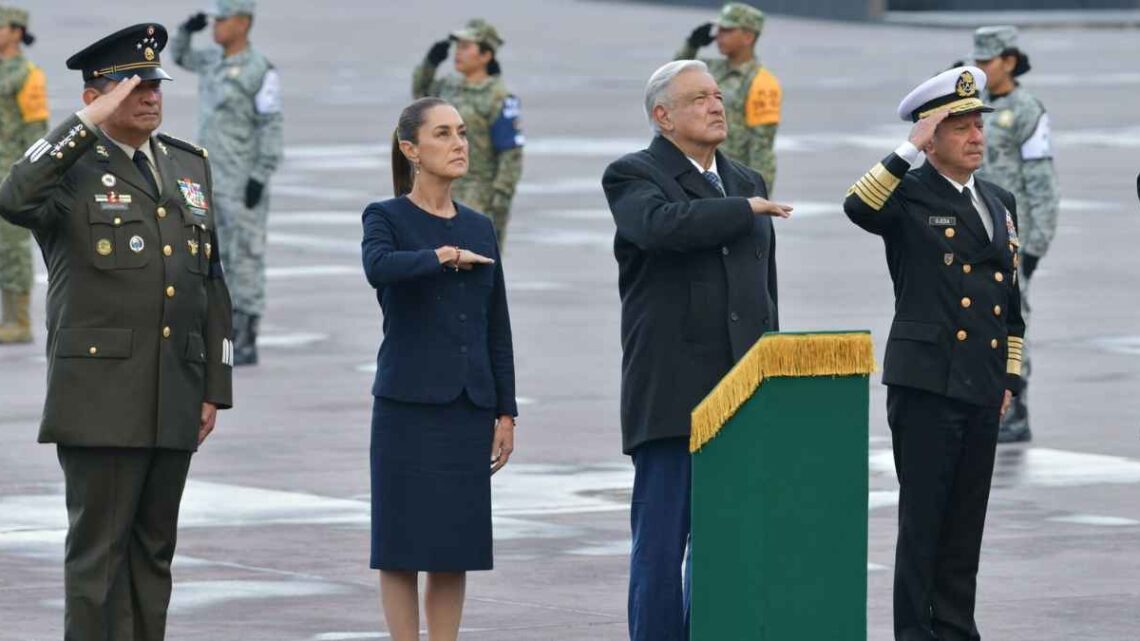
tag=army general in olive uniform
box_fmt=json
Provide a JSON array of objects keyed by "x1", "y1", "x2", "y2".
[
  {"x1": 676, "y1": 2, "x2": 781, "y2": 191},
  {"x1": 0, "y1": 23, "x2": 233, "y2": 640},
  {"x1": 0, "y1": 5, "x2": 48, "y2": 344},
  {"x1": 413, "y1": 19, "x2": 524, "y2": 244},
  {"x1": 973, "y1": 26, "x2": 1059, "y2": 443}
]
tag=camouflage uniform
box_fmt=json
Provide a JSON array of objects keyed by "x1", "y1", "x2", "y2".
[
  {"x1": 0, "y1": 6, "x2": 48, "y2": 343},
  {"x1": 172, "y1": 0, "x2": 283, "y2": 363},
  {"x1": 413, "y1": 19, "x2": 524, "y2": 244},
  {"x1": 676, "y1": 3, "x2": 781, "y2": 191},
  {"x1": 973, "y1": 26, "x2": 1059, "y2": 440}
]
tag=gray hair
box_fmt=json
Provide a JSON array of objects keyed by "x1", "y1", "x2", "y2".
[{"x1": 644, "y1": 59, "x2": 709, "y2": 133}]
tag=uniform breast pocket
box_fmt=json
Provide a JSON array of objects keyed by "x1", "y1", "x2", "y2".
[
  {"x1": 180, "y1": 206, "x2": 213, "y2": 275},
  {"x1": 87, "y1": 205, "x2": 150, "y2": 270}
]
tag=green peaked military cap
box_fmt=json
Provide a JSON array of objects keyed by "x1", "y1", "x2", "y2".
[
  {"x1": 210, "y1": 0, "x2": 256, "y2": 19},
  {"x1": 717, "y1": 2, "x2": 765, "y2": 34},
  {"x1": 450, "y1": 18, "x2": 504, "y2": 52},
  {"x1": 66, "y1": 23, "x2": 172, "y2": 82}
]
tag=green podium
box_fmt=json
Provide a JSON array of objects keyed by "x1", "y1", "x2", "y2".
[{"x1": 689, "y1": 332, "x2": 875, "y2": 641}]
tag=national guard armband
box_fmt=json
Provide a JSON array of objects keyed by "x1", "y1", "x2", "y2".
[
  {"x1": 745, "y1": 68, "x2": 781, "y2": 127},
  {"x1": 255, "y1": 68, "x2": 283, "y2": 115},
  {"x1": 1020, "y1": 113, "x2": 1052, "y2": 161},
  {"x1": 17, "y1": 63, "x2": 50, "y2": 123},
  {"x1": 490, "y1": 94, "x2": 525, "y2": 152}
]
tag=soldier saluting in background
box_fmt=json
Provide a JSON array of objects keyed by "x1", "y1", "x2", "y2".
[{"x1": 413, "y1": 19, "x2": 524, "y2": 245}]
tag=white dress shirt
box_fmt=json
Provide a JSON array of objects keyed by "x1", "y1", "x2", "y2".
[{"x1": 894, "y1": 141, "x2": 992, "y2": 239}]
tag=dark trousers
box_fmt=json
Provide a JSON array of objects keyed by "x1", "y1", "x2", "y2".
[
  {"x1": 57, "y1": 446, "x2": 193, "y2": 641},
  {"x1": 887, "y1": 386, "x2": 1000, "y2": 641},
  {"x1": 628, "y1": 437, "x2": 692, "y2": 641}
]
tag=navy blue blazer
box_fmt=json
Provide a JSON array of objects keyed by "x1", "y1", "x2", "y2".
[
  {"x1": 603, "y1": 135, "x2": 779, "y2": 454},
  {"x1": 361, "y1": 196, "x2": 517, "y2": 417}
]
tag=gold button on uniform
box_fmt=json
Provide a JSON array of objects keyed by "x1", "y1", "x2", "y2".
[
  {"x1": 957, "y1": 330, "x2": 968, "y2": 341},
  {"x1": 994, "y1": 272, "x2": 1004, "y2": 283},
  {"x1": 994, "y1": 305, "x2": 1002, "y2": 316},
  {"x1": 961, "y1": 297, "x2": 972, "y2": 308},
  {"x1": 113, "y1": 217, "x2": 122, "y2": 226},
  {"x1": 945, "y1": 228, "x2": 956, "y2": 239},
  {"x1": 991, "y1": 339, "x2": 1000, "y2": 349},
  {"x1": 156, "y1": 207, "x2": 167, "y2": 219},
  {"x1": 79, "y1": 129, "x2": 87, "y2": 138},
  {"x1": 89, "y1": 346, "x2": 98, "y2": 355},
  {"x1": 962, "y1": 264, "x2": 972, "y2": 274},
  {"x1": 165, "y1": 286, "x2": 175, "y2": 298},
  {"x1": 162, "y1": 326, "x2": 171, "y2": 338},
  {"x1": 163, "y1": 245, "x2": 173, "y2": 256}
]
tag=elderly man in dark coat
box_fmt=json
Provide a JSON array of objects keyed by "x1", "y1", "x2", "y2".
[{"x1": 602, "y1": 59, "x2": 790, "y2": 641}]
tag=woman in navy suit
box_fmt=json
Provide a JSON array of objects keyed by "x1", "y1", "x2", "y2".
[{"x1": 361, "y1": 96, "x2": 518, "y2": 641}]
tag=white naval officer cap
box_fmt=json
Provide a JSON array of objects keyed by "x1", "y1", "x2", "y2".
[{"x1": 896, "y1": 66, "x2": 994, "y2": 123}]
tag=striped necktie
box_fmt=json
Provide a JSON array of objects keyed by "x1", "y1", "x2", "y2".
[{"x1": 702, "y1": 170, "x2": 726, "y2": 196}]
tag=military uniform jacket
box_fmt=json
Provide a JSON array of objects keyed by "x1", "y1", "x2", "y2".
[
  {"x1": 845, "y1": 151, "x2": 1025, "y2": 407},
  {"x1": 0, "y1": 114, "x2": 234, "y2": 451},
  {"x1": 603, "y1": 135, "x2": 779, "y2": 453}
]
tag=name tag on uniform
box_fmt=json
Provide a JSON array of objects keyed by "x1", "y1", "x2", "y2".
[{"x1": 928, "y1": 216, "x2": 956, "y2": 227}]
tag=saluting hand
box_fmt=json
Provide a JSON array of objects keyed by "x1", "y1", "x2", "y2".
[
  {"x1": 426, "y1": 39, "x2": 451, "y2": 66},
  {"x1": 748, "y1": 197, "x2": 793, "y2": 219},
  {"x1": 688, "y1": 22, "x2": 716, "y2": 48},
  {"x1": 908, "y1": 108, "x2": 951, "y2": 154},
  {"x1": 456, "y1": 248, "x2": 494, "y2": 271},
  {"x1": 491, "y1": 415, "x2": 515, "y2": 475},
  {"x1": 78, "y1": 75, "x2": 143, "y2": 127}
]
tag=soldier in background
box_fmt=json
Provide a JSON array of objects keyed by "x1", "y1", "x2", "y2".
[
  {"x1": 173, "y1": 0, "x2": 283, "y2": 365},
  {"x1": 0, "y1": 6, "x2": 48, "y2": 344},
  {"x1": 413, "y1": 19, "x2": 524, "y2": 245},
  {"x1": 973, "y1": 25, "x2": 1059, "y2": 443},
  {"x1": 676, "y1": 2, "x2": 781, "y2": 192}
]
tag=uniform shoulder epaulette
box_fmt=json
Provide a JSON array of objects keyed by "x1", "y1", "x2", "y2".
[{"x1": 157, "y1": 132, "x2": 209, "y2": 159}]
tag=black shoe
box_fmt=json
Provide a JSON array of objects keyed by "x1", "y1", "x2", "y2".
[{"x1": 233, "y1": 312, "x2": 259, "y2": 366}]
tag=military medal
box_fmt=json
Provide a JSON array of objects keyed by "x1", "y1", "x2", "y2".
[
  {"x1": 95, "y1": 192, "x2": 132, "y2": 204},
  {"x1": 129, "y1": 235, "x2": 145, "y2": 253},
  {"x1": 96, "y1": 238, "x2": 113, "y2": 256},
  {"x1": 187, "y1": 239, "x2": 199, "y2": 256},
  {"x1": 177, "y1": 178, "x2": 208, "y2": 210},
  {"x1": 102, "y1": 174, "x2": 116, "y2": 187}
]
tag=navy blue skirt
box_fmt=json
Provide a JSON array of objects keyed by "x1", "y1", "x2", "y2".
[{"x1": 370, "y1": 393, "x2": 495, "y2": 571}]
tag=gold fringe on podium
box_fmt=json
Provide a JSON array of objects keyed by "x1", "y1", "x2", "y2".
[{"x1": 690, "y1": 332, "x2": 876, "y2": 453}]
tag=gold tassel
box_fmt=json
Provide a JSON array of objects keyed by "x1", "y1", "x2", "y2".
[{"x1": 690, "y1": 332, "x2": 876, "y2": 453}]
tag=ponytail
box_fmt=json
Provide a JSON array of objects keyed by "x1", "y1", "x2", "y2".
[
  {"x1": 391, "y1": 97, "x2": 449, "y2": 197},
  {"x1": 391, "y1": 130, "x2": 414, "y2": 197}
]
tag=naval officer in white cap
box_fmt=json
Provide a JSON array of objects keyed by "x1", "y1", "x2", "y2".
[{"x1": 843, "y1": 66, "x2": 1026, "y2": 641}]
